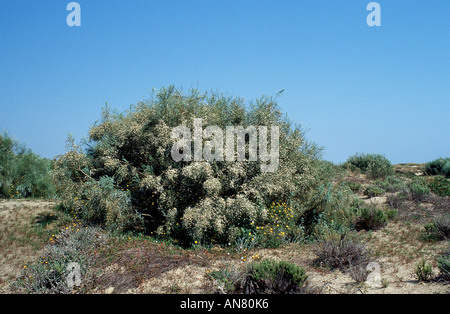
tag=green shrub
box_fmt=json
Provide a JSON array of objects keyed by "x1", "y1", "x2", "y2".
[
  {"x1": 420, "y1": 216, "x2": 450, "y2": 242},
  {"x1": 424, "y1": 158, "x2": 450, "y2": 177},
  {"x1": 428, "y1": 175, "x2": 450, "y2": 197},
  {"x1": 375, "y1": 176, "x2": 407, "y2": 193},
  {"x1": 363, "y1": 185, "x2": 386, "y2": 198},
  {"x1": 238, "y1": 259, "x2": 308, "y2": 294},
  {"x1": 409, "y1": 181, "x2": 430, "y2": 201},
  {"x1": 0, "y1": 132, "x2": 54, "y2": 199},
  {"x1": 415, "y1": 259, "x2": 433, "y2": 282},
  {"x1": 354, "y1": 206, "x2": 388, "y2": 231},
  {"x1": 300, "y1": 182, "x2": 359, "y2": 239},
  {"x1": 344, "y1": 153, "x2": 393, "y2": 179},
  {"x1": 386, "y1": 193, "x2": 407, "y2": 210},
  {"x1": 437, "y1": 249, "x2": 450, "y2": 280},
  {"x1": 53, "y1": 87, "x2": 321, "y2": 245},
  {"x1": 343, "y1": 181, "x2": 362, "y2": 193}
]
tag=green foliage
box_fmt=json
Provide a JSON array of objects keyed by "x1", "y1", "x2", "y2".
[
  {"x1": 424, "y1": 158, "x2": 450, "y2": 177},
  {"x1": 363, "y1": 185, "x2": 386, "y2": 198},
  {"x1": 437, "y1": 249, "x2": 450, "y2": 280},
  {"x1": 300, "y1": 182, "x2": 359, "y2": 239},
  {"x1": 240, "y1": 259, "x2": 308, "y2": 294},
  {"x1": 0, "y1": 132, "x2": 54, "y2": 199},
  {"x1": 415, "y1": 259, "x2": 433, "y2": 282},
  {"x1": 421, "y1": 216, "x2": 450, "y2": 242},
  {"x1": 427, "y1": 175, "x2": 450, "y2": 197},
  {"x1": 344, "y1": 153, "x2": 393, "y2": 179},
  {"x1": 354, "y1": 206, "x2": 388, "y2": 231},
  {"x1": 343, "y1": 181, "x2": 362, "y2": 193},
  {"x1": 53, "y1": 87, "x2": 321, "y2": 245},
  {"x1": 375, "y1": 175, "x2": 407, "y2": 193},
  {"x1": 409, "y1": 180, "x2": 431, "y2": 201}
]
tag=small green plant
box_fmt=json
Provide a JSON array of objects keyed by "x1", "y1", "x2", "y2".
[
  {"x1": 238, "y1": 259, "x2": 308, "y2": 294},
  {"x1": 409, "y1": 181, "x2": 430, "y2": 201},
  {"x1": 437, "y1": 249, "x2": 450, "y2": 280},
  {"x1": 420, "y1": 216, "x2": 449, "y2": 242},
  {"x1": 415, "y1": 259, "x2": 433, "y2": 282},
  {"x1": 386, "y1": 193, "x2": 407, "y2": 210},
  {"x1": 344, "y1": 181, "x2": 362, "y2": 193},
  {"x1": 363, "y1": 185, "x2": 386, "y2": 198},
  {"x1": 354, "y1": 206, "x2": 388, "y2": 231}
]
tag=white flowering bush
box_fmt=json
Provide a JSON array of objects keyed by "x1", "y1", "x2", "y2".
[{"x1": 54, "y1": 86, "x2": 320, "y2": 245}]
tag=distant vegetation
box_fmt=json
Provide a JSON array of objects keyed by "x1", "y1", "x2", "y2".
[
  {"x1": 343, "y1": 153, "x2": 393, "y2": 179},
  {"x1": 0, "y1": 132, "x2": 54, "y2": 199}
]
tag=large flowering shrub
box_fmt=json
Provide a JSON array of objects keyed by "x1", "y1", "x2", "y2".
[{"x1": 53, "y1": 86, "x2": 320, "y2": 244}]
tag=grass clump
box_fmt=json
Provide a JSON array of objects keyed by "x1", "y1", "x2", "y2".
[
  {"x1": 415, "y1": 259, "x2": 433, "y2": 282},
  {"x1": 313, "y1": 232, "x2": 369, "y2": 273}
]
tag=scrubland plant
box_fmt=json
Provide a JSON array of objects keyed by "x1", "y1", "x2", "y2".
[
  {"x1": 437, "y1": 248, "x2": 450, "y2": 280},
  {"x1": 0, "y1": 132, "x2": 54, "y2": 199},
  {"x1": 415, "y1": 259, "x2": 433, "y2": 282},
  {"x1": 408, "y1": 180, "x2": 431, "y2": 201},
  {"x1": 424, "y1": 158, "x2": 450, "y2": 177},
  {"x1": 313, "y1": 231, "x2": 369, "y2": 273},
  {"x1": 344, "y1": 153, "x2": 393, "y2": 179},
  {"x1": 354, "y1": 206, "x2": 388, "y2": 231},
  {"x1": 53, "y1": 87, "x2": 321, "y2": 245},
  {"x1": 238, "y1": 259, "x2": 308, "y2": 294}
]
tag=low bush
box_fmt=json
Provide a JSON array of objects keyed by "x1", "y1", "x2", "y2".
[
  {"x1": 313, "y1": 232, "x2": 369, "y2": 273},
  {"x1": 424, "y1": 158, "x2": 450, "y2": 177},
  {"x1": 14, "y1": 225, "x2": 105, "y2": 294},
  {"x1": 237, "y1": 259, "x2": 308, "y2": 294},
  {"x1": 354, "y1": 207, "x2": 388, "y2": 231},
  {"x1": 437, "y1": 249, "x2": 450, "y2": 280},
  {"x1": 363, "y1": 185, "x2": 385, "y2": 198},
  {"x1": 409, "y1": 181, "x2": 430, "y2": 201},
  {"x1": 386, "y1": 193, "x2": 407, "y2": 210},
  {"x1": 421, "y1": 216, "x2": 450, "y2": 242},
  {"x1": 375, "y1": 176, "x2": 407, "y2": 193},
  {"x1": 427, "y1": 175, "x2": 450, "y2": 197},
  {"x1": 344, "y1": 181, "x2": 362, "y2": 193},
  {"x1": 344, "y1": 153, "x2": 393, "y2": 179}
]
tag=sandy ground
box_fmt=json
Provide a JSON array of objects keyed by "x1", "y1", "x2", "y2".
[{"x1": 1, "y1": 198, "x2": 449, "y2": 294}]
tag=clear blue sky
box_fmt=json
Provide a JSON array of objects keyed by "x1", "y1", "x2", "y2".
[{"x1": 0, "y1": 0, "x2": 449, "y2": 164}]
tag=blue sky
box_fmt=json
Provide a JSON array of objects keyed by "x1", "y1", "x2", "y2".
[{"x1": 0, "y1": 0, "x2": 449, "y2": 164}]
